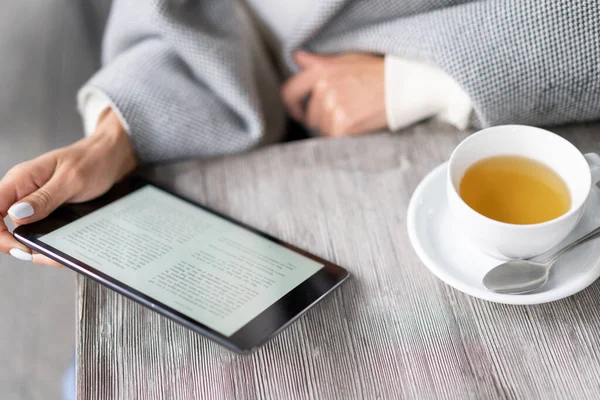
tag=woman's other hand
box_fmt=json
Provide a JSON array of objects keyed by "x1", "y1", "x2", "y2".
[
  {"x1": 281, "y1": 51, "x2": 387, "y2": 137},
  {"x1": 0, "y1": 109, "x2": 137, "y2": 266}
]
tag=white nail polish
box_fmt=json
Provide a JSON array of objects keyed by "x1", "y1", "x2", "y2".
[
  {"x1": 7, "y1": 202, "x2": 34, "y2": 219},
  {"x1": 9, "y1": 248, "x2": 33, "y2": 262}
]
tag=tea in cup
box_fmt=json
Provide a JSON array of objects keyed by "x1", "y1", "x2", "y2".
[
  {"x1": 447, "y1": 125, "x2": 600, "y2": 260},
  {"x1": 459, "y1": 155, "x2": 571, "y2": 225}
]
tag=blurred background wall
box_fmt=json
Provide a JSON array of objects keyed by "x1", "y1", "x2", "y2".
[{"x1": 0, "y1": 1, "x2": 109, "y2": 398}]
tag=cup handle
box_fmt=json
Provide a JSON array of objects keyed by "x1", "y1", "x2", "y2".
[{"x1": 584, "y1": 152, "x2": 600, "y2": 191}]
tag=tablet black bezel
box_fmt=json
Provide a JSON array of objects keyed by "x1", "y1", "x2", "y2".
[{"x1": 13, "y1": 177, "x2": 349, "y2": 354}]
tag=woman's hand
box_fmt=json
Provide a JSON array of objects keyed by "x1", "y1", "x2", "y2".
[
  {"x1": 281, "y1": 51, "x2": 387, "y2": 137},
  {"x1": 0, "y1": 109, "x2": 137, "y2": 265}
]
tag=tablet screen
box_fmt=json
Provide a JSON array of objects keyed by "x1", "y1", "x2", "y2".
[{"x1": 39, "y1": 185, "x2": 323, "y2": 336}]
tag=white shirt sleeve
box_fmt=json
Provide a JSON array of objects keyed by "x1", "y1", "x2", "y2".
[
  {"x1": 384, "y1": 55, "x2": 473, "y2": 131},
  {"x1": 77, "y1": 86, "x2": 131, "y2": 136}
]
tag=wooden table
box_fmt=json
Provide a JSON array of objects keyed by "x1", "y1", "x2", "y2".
[{"x1": 77, "y1": 122, "x2": 600, "y2": 399}]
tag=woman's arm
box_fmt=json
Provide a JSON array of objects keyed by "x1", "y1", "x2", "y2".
[
  {"x1": 281, "y1": 51, "x2": 473, "y2": 136},
  {"x1": 306, "y1": 0, "x2": 600, "y2": 128},
  {"x1": 0, "y1": 110, "x2": 134, "y2": 265},
  {"x1": 84, "y1": 0, "x2": 284, "y2": 163},
  {"x1": 0, "y1": 0, "x2": 284, "y2": 264}
]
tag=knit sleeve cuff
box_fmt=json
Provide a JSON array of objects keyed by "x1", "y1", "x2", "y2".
[{"x1": 77, "y1": 85, "x2": 131, "y2": 137}]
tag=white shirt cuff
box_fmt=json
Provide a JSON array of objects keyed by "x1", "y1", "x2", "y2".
[
  {"x1": 77, "y1": 86, "x2": 130, "y2": 136},
  {"x1": 384, "y1": 55, "x2": 473, "y2": 131}
]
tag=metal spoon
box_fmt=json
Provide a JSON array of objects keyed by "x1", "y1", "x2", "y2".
[{"x1": 483, "y1": 225, "x2": 600, "y2": 294}]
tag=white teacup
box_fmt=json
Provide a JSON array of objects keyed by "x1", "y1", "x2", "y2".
[{"x1": 447, "y1": 125, "x2": 600, "y2": 260}]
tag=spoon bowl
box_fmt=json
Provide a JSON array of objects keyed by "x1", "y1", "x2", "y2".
[
  {"x1": 483, "y1": 225, "x2": 600, "y2": 294},
  {"x1": 483, "y1": 260, "x2": 549, "y2": 294}
]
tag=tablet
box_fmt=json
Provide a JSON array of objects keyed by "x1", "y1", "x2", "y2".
[{"x1": 14, "y1": 178, "x2": 349, "y2": 353}]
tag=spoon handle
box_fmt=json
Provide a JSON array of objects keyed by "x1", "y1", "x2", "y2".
[{"x1": 545, "y1": 225, "x2": 600, "y2": 265}]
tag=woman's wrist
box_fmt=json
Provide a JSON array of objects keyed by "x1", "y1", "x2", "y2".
[{"x1": 85, "y1": 109, "x2": 138, "y2": 180}]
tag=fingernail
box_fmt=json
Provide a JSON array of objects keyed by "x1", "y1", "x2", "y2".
[
  {"x1": 7, "y1": 202, "x2": 34, "y2": 219},
  {"x1": 10, "y1": 248, "x2": 33, "y2": 262}
]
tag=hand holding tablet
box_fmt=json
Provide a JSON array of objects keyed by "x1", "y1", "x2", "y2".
[
  {"x1": 1, "y1": 110, "x2": 136, "y2": 266},
  {"x1": 14, "y1": 178, "x2": 349, "y2": 353}
]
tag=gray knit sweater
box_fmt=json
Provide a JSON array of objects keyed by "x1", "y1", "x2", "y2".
[{"x1": 84, "y1": 0, "x2": 600, "y2": 163}]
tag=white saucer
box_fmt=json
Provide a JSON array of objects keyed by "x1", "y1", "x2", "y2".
[{"x1": 407, "y1": 162, "x2": 600, "y2": 305}]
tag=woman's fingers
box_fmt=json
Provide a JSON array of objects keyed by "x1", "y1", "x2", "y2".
[
  {"x1": 282, "y1": 52, "x2": 386, "y2": 137},
  {"x1": 306, "y1": 80, "x2": 325, "y2": 131},
  {"x1": 1, "y1": 154, "x2": 57, "y2": 224},
  {"x1": 294, "y1": 51, "x2": 333, "y2": 69},
  {"x1": 0, "y1": 153, "x2": 69, "y2": 263},
  {"x1": 0, "y1": 161, "x2": 50, "y2": 262},
  {"x1": 0, "y1": 227, "x2": 32, "y2": 262},
  {"x1": 280, "y1": 67, "x2": 322, "y2": 122},
  {"x1": 31, "y1": 251, "x2": 63, "y2": 268},
  {"x1": 8, "y1": 222, "x2": 62, "y2": 267},
  {"x1": 0, "y1": 116, "x2": 136, "y2": 267},
  {"x1": 7, "y1": 172, "x2": 76, "y2": 225},
  {"x1": 0, "y1": 214, "x2": 34, "y2": 263}
]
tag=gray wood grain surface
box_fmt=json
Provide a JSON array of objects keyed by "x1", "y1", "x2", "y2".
[{"x1": 77, "y1": 122, "x2": 600, "y2": 399}]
